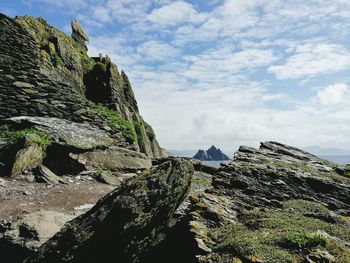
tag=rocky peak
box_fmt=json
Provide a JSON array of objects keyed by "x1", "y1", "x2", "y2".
[
  {"x1": 71, "y1": 19, "x2": 89, "y2": 50},
  {"x1": 193, "y1": 145, "x2": 230, "y2": 161}
]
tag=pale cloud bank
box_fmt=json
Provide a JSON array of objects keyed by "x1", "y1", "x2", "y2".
[
  {"x1": 269, "y1": 43, "x2": 350, "y2": 79},
  {"x1": 316, "y1": 83, "x2": 349, "y2": 106}
]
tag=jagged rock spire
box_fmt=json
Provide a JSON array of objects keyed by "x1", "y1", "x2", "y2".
[{"x1": 71, "y1": 19, "x2": 89, "y2": 50}]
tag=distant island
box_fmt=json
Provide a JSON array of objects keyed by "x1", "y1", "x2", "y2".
[{"x1": 193, "y1": 145, "x2": 230, "y2": 161}]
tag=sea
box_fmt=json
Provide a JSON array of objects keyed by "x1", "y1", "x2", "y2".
[
  {"x1": 203, "y1": 155, "x2": 350, "y2": 168},
  {"x1": 319, "y1": 155, "x2": 350, "y2": 165}
]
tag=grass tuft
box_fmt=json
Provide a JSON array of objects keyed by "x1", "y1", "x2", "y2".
[
  {"x1": 96, "y1": 104, "x2": 136, "y2": 143},
  {"x1": 0, "y1": 125, "x2": 52, "y2": 149}
]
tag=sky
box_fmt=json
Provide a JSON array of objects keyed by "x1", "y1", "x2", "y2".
[{"x1": 1, "y1": 0, "x2": 350, "y2": 155}]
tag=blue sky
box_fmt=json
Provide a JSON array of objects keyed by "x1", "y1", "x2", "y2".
[{"x1": 1, "y1": 0, "x2": 350, "y2": 154}]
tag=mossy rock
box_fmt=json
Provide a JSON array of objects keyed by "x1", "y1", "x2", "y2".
[
  {"x1": 211, "y1": 199, "x2": 350, "y2": 262},
  {"x1": 11, "y1": 139, "x2": 44, "y2": 177}
]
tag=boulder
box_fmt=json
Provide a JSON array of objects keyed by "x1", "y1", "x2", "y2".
[
  {"x1": 95, "y1": 170, "x2": 135, "y2": 187},
  {"x1": 0, "y1": 211, "x2": 75, "y2": 262},
  {"x1": 74, "y1": 146, "x2": 152, "y2": 171},
  {"x1": 6, "y1": 116, "x2": 114, "y2": 150},
  {"x1": 11, "y1": 135, "x2": 44, "y2": 178},
  {"x1": 24, "y1": 158, "x2": 193, "y2": 263},
  {"x1": 34, "y1": 165, "x2": 62, "y2": 184}
]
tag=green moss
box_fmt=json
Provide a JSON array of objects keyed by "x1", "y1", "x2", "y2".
[
  {"x1": 192, "y1": 176, "x2": 212, "y2": 187},
  {"x1": 344, "y1": 165, "x2": 350, "y2": 178},
  {"x1": 211, "y1": 199, "x2": 350, "y2": 262},
  {"x1": 283, "y1": 199, "x2": 329, "y2": 213},
  {"x1": 0, "y1": 125, "x2": 52, "y2": 149},
  {"x1": 50, "y1": 52, "x2": 64, "y2": 66},
  {"x1": 95, "y1": 166, "x2": 103, "y2": 177},
  {"x1": 284, "y1": 232, "x2": 327, "y2": 249},
  {"x1": 146, "y1": 130, "x2": 155, "y2": 141},
  {"x1": 134, "y1": 122, "x2": 144, "y2": 144},
  {"x1": 94, "y1": 62, "x2": 107, "y2": 72},
  {"x1": 274, "y1": 160, "x2": 317, "y2": 174},
  {"x1": 257, "y1": 156, "x2": 270, "y2": 163},
  {"x1": 95, "y1": 166, "x2": 112, "y2": 177},
  {"x1": 96, "y1": 104, "x2": 137, "y2": 143}
]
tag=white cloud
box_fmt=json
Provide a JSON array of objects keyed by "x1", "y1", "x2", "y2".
[
  {"x1": 147, "y1": 1, "x2": 206, "y2": 27},
  {"x1": 48, "y1": 0, "x2": 350, "y2": 152},
  {"x1": 24, "y1": 0, "x2": 87, "y2": 11},
  {"x1": 92, "y1": 6, "x2": 112, "y2": 23},
  {"x1": 268, "y1": 43, "x2": 350, "y2": 79},
  {"x1": 182, "y1": 47, "x2": 278, "y2": 85},
  {"x1": 105, "y1": 0, "x2": 151, "y2": 23},
  {"x1": 135, "y1": 81, "x2": 350, "y2": 153},
  {"x1": 316, "y1": 83, "x2": 349, "y2": 106},
  {"x1": 136, "y1": 40, "x2": 181, "y2": 61}
]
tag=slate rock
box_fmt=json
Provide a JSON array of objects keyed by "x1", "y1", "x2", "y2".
[
  {"x1": 25, "y1": 158, "x2": 194, "y2": 263},
  {"x1": 6, "y1": 116, "x2": 114, "y2": 150},
  {"x1": 74, "y1": 146, "x2": 152, "y2": 171}
]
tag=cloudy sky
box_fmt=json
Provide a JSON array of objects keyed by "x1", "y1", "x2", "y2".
[{"x1": 1, "y1": 0, "x2": 350, "y2": 154}]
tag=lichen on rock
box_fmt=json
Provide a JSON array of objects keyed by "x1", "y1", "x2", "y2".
[
  {"x1": 188, "y1": 141, "x2": 350, "y2": 262},
  {"x1": 24, "y1": 158, "x2": 194, "y2": 263}
]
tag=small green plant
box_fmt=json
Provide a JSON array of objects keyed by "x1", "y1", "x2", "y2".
[
  {"x1": 146, "y1": 130, "x2": 155, "y2": 141},
  {"x1": 344, "y1": 165, "x2": 350, "y2": 178},
  {"x1": 95, "y1": 166, "x2": 103, "y2": 177},
  {"x1": 0, "y1": 125, "x2": 52, "y2": 149},
  {"x1": 96, "y1": 104, "x2": 137, "y2": 143},
  {"x1": 134, "y1": 122, "x2": 145, "y2": 144},
  {"x1": 284, "y1": 232, "x2": 327, "y2": 250},
  {"x1": 192, "y1": 176, "x2": 212, "y2": 187},
  {"x1": 50, "y1": 52, "x2": 64, "y2": 66},
  {"x1": 274, "y1": 160, "x2": 317, "y2": 174},
  {"x1": 94, "y1": 62, "x2": 107, "y2": 72}
]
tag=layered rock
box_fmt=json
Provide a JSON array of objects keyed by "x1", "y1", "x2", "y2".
[
  {"x1": 24, "y1": 158, "x2": 193, "y2": 263},
  {"x1": 0, "y1": 13, "x2": 166, "y2": 158},
  {"x1": 193, "y1": 145, "x2": 230, "y2": 161},
  {"x1": 189, "y1": 141, "x2": 350, "y2": 262},
  {"x1": 0, "y1": 211, "x2": 76, "y2": 262}
]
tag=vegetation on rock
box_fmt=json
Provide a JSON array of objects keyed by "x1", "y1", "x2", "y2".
[
  {"x1": 146, "y1": 130, "x2": 155, "y2": 141},
  {"x1": 96, "y1": 104, "x2": 137, "y2": 143},
  {"x1": 0, "y1": 125, "x2": 52, "y2": 149},
  {"x1": 50, "y1": 52, "x2": 64, "y2": 66},
  {"x1": 212, "y1": 199, "x2": 350, "y2": 262}
]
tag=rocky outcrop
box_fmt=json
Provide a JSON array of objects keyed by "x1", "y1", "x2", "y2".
[
  {"x1": 1, "y1": 211, "x2": 76, "y2": 262},
  {"x1": 0, "y1": 13, "x2": 166, "y2": 158},
  {"x1": 6, "y1": 116, "x2": 114, "y2": 150},
  {"x1": 193, "y1": 145, "x2": 230, "y2": 161},
  {"x1": 73, "y1": 146, "x2": 152, "y2": 171},
  {"x1": 24, "y1": 158, "x2": 193, "y2": 263},
  {"x1": 188, "y1": 141, "x2": 350, "y2": 262},
  {"x1": 71, "y1": 19, "x2": 89, "y2": 50}
]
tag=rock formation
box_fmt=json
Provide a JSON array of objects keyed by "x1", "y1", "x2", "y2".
[
  {"x1": 188, "y1": 141, "x2": 350, "y2": 262},
  {"x1": 24, "y1": 158, "x2": 193, "y2": 263},
  {"x1": 71, "y1": 19, "x2": 89, "y2": 50},
  {"x1": 0, "y1": 13, "x2": 167, "y2": 161},
  {"x1": 1, "y1": 12, "x2": 350, "y2": 263},
  {"x1": 193, "y1": 145, "x2": 230, "y2": 161}
]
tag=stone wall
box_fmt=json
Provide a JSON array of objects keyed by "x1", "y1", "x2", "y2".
[{"x1": 0, "y1": 13, "x2": 167, "y2": 157}]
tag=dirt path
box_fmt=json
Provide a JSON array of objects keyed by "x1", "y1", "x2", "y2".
[{"x1": 0, "y1": 176, "x2": 114, "y2": 220}]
